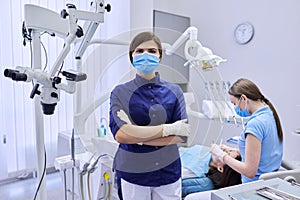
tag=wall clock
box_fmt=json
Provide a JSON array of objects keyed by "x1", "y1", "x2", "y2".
[{"x1": 234, "y1": 22, "x2": 254, "y2": 45}]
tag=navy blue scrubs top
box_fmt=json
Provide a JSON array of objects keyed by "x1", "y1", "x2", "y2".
[{"x1": 109, "y1": 72, "x2": 188, "y2": 186}]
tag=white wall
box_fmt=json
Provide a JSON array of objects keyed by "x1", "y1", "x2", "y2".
[{"x1": 153, "y1": 0, "x2": 300, "y2": 162}]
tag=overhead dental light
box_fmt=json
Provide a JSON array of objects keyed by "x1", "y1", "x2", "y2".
[{"x1": 165, "y1": 26, "x2": 226, "y2": 70}]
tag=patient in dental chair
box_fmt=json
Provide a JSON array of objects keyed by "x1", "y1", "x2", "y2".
[{"x1": 180, "y1": 144, "x2": 241, "y2": 198}]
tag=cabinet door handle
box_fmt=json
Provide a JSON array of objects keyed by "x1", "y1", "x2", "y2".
[{"x1": 3, "y1": 134, "x2": 6, "y2": 144}]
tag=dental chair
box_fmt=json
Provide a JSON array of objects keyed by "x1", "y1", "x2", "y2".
[{"x1": 259, "y1": 160, "x2": 300, "y2": 184}]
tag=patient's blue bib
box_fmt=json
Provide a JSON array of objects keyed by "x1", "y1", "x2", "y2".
[{"x1": 179, "y1": 145, "x2": 212, "y2": 178}]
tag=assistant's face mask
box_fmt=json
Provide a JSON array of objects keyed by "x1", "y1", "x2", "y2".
[
  {"x1": 132, "y1": 52, "x2": 159, "y2": 74},
  {"x1": 234, "y1": 96, "x2": 251, "y2": 117}
]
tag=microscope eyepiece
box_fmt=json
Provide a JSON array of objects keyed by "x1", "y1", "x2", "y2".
[
  {"x1": 11, "y1": 72, "x2": 27, "y2": 81},
  {"x1": 4, "y1": 69, "x2": 27, "y2": 81},
  {"x1": 4, "y1": 69, "x2": 19, "y2": 78}
]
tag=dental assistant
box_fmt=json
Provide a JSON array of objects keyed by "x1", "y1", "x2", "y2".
[
  {"x1": 109, "y1": 31, "x2": 190, "y2": 200},
  {"x1": 211, "y1": 78, "x2": 283, "y2": 183}
]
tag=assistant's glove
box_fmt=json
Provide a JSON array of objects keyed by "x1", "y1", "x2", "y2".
[
  {"x1": 117, "y1": 109, "x2": 132, "y2": 125},
  {"x1": 162, "y1": 119, "x2": 191, "y2": 137},
  {"x1": 210, "y1": 144, "x2": 227, "y2": 163},
  {"x1": 220, "y1": 144, "x2": 239, "y2": 154}
]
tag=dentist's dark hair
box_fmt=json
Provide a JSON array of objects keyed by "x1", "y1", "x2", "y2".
[
  {"x1": 129, "y1": 32, "x2": 162, "y2": 63},
  {"x1": 228, "y1": 78, "x2": 283, "y2": 142}
]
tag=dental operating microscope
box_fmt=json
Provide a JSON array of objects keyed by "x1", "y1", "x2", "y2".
[{"x1": 3, "y1": 1, "x2": 111, "y2": 199}]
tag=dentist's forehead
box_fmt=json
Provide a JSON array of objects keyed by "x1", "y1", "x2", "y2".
[{"x1": 136, "y1": 40, "x2": 158, "y2": 49}]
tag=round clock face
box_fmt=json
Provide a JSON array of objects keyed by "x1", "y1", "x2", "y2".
[{"x1": 234, "y1": 22, "x2": 254, "y2": 45}]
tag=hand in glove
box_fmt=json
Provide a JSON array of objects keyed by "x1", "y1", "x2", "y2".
[
  {"x1": 162, "y1": 119, "x2": 191, "y2": 137},
  {"x1": 220, "y1": 144, "x2": 239, "y2": 154},
  {"x1": 117, "y1": 109, "x2": 143, "y2": 145},
  {"x1": 210, "y1": 144, "x2": 227, "y2": 163},
  {"x1": 117, "y1": 109, "x2": 132, "y2": 125}
]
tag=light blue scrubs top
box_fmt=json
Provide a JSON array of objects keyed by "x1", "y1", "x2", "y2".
[{"x1": 238, "y1": 105, "x2": 283, "y2": 183}]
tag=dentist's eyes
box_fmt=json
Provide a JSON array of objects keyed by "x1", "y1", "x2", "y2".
[{"x1": 134, "y1": 48, "x2": 158, "y2": 54}]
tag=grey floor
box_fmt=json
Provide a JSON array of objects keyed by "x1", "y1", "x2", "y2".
[{"x1": 0, "y1": 172, "x2": 64, "y2": 200}]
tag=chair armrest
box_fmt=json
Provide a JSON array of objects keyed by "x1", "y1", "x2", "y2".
[
  {"x1": 259, "y1": 168, "x2": 300, "y2": 183},
  {"x1": 281, "y1": 159, "x2": 300, "y2": 170}
]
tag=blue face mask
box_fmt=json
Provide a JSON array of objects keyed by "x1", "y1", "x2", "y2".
[
  {"x1": 234, "y1": 106, "x2": 251, "y2": 117},
  {"x1": 132, "y1": 52, "x2": 159, "y2": 74},
  {"x1": 234, "y1": 97, "x2": 250, "y2": 117}
]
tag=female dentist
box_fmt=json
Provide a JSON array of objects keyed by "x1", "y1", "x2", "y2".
[
  {"x1": 109, "y1": 31, "x2": 190, "y2": 200},
  {"x1": 185, "y1": 78, "x2": 283, "y2": 200},
  {"x1": 211, "y1": 78, "x2": 283, "y2": 183}
]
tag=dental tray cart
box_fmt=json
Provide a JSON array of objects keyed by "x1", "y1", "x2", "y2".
[{"x1": 211, "y1": 178, "x2": 300, "y2": 200}]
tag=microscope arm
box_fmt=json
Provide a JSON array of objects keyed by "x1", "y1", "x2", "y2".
[
  {"x1": 48, "y1": 33, "x2": 76, "y2": 78},
  {"x1": 74, "y1": 2, "x2": 106, "y2": 58},
  {"x1": 24, "y1": 4, "x2": 69, "y2": 38},
  {"x1": 49, "y1": 2, "x2": 106, "y2": 78}
]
